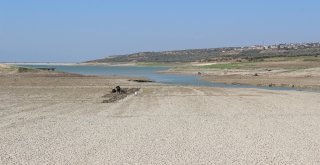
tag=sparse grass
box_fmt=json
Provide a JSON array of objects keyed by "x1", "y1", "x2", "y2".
[
  {"x1": 200, "y1": 62, "x2": 254, "y2": 69},
  {"x1": 144, "y1": 55, "x2": 320, "y2": 72},
  {"x1": 303, "y1": 57, "x2": 320, "y2": 62},
  {"x1": 17, "y1": 67, "x2": 36, "y2": 73},
  {"x1": 264, "y1": 55, "x2": 320, "y2": 62},
  {"x1": 136, "y1": 62, "x2": 183, "y2": 67}
]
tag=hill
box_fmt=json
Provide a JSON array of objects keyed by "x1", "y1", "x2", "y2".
[{"x1": 87, "y1": 43, "x2": 320, "y2": 63}]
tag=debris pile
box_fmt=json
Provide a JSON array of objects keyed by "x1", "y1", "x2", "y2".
[{"x1": 102, "y1": 86, "x2": 140, "y2": 103}]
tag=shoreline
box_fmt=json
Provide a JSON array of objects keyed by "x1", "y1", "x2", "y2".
[
  {"x1": 6, "y1": 62, "x2": 320, "y2": 91},
  {"x1": 1, "y1": 69, "x2": 320, "y2": 164},
  {"x1": 1, "y1": 64, "x2": 320, "y2": 164},
  {"x1": 160, "y1": 65, "x2": 320, "y2": 90}
]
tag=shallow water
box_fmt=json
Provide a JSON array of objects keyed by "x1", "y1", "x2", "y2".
[{"x1": 20, "y1": 64, "x2": 299, "y2": 91}]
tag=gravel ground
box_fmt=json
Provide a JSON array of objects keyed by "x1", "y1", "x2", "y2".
[{"x1": 1, "y1": 75, "x2": 320, "y2": 164}]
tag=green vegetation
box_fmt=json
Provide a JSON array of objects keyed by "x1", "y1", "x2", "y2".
[
  {"x1": 135, "y1": 62, "x2": 180, "y2": 67},
  {"x1": 17, "y1": 67, "x2": 36, "y2": 73},
  {"x1": 195, "y1": 55, "x2": 320, "y2": 70},
  {"x1": 87, "y1": 46, "x2": 320, "y2": 63},
  {"x1": 263, "y1": 55, "x2": 320, "y2": 62},
  {"x1": 201, "y1": 63, "x2": 246, "y2": 69},
  {"x1": 302, "y1": 56, "x2": 320, "y2": 62}
]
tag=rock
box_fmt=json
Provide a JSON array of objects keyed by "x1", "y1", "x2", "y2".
[
  {"x1": 115, "y1": 86, "x2": 121, "y2": 93},
  {"x1": 129, "y1": 79, "x2": 154, "y2": 83}
]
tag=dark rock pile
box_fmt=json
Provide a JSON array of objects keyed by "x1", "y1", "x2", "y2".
[
  {"x1": 102, "y1": 86, "x2": 140, "y2": 103},
  {"x1": 128, "y1": 79, "x2": 154, "y2": 83}
]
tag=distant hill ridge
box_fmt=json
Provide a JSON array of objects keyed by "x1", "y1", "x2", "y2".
[{"x1": 88, "y1": 42, "x2": 320, "y2": 63}]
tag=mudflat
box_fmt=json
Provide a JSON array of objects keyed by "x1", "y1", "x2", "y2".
[
  {"x1": 1, "y1": 66, "x2": 320, "y2": 164},
  {"x1": 164, "y1": 56, "x2": 320, "y2": 89}
]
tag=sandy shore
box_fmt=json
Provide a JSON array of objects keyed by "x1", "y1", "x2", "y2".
[
  {"x1": 162, "y1": 60, "x2": 320, "y2": 89},
  {"x1": 199, "y1": 67, "x2": 320, "y2": 89},
  {"x1": 1, "y1": 66, "x2": 320, "y2": 164}
]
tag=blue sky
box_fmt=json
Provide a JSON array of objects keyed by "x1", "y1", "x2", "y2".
[{"x1": 0, "y1": 0, "x2": 319, "y2": 62}]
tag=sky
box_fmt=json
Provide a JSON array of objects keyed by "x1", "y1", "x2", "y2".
[{"x1": 0, "y1": 0, "x2": 320, "y2": 62}]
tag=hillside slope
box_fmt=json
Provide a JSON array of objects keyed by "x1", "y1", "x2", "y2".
[{"x1": 88, "y1": 45, "x2": 320, "y2": 63}]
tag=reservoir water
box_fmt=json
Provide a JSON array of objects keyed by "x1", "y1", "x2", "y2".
[{"x1": 20, "y1": 64, "x2": 298, "y2": 91}]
